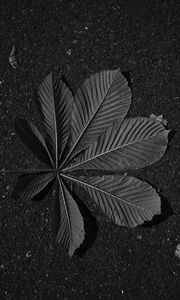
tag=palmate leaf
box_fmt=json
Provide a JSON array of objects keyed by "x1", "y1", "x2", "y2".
[
  {"x1": 9, "y1": 69, "x2": 170, "y2": 256},
  {"x1": 54, "y1": 175, "x2": 85, "y2": 256},
  {"x1": 11, "y1": 172, "x2": 55, "y2": 200},
  {"x1": 63, "y1": 117, "x2": 169, "y2": 172},
  {"x1": 61, "y1": 69, "x2": 131, "y2": 167},
  {"x1": 62, "y1": 174, "x2": 161, "y2": 227},
  {"x1": 35, "y1": 72, "x2": 73, "y2": 166}
]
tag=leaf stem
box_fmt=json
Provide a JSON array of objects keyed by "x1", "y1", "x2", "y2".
[{"x1": 0, "y1": 168, "x2": 55, "y2": 174}]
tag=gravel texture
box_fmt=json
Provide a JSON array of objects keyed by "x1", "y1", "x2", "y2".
[{"x1": 0, "y1": 0, "x2": 180, "y2": 299}]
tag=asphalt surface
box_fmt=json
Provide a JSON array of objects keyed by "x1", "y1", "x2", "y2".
[{"x1": 0, "y1": 0, "x2": 180, "y2": 299}]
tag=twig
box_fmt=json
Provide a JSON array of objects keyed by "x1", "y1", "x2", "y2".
[{"x1": 0, "y1": 168, "x2": 54, "y2": 174}]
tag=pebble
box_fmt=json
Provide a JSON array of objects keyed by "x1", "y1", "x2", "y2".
[
  {"x1": 25, "y1": 251, "x2": 31, "y2": 258},
  {"x1": 137, "y1": 235, "x2": 142, "y2": 240},
  {"x1": 175, "y1": 244, "x2": 180, "y2": 258},
  {"x1": 0, "y1": 264, "x2": 5, "y2": 269},
  {"x1": 66, "y1": 49, "x2": 71, "y2": 55}
]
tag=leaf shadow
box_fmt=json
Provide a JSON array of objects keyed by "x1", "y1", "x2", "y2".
[
  {"x1": 168, "y1": 129, "x2": 175, "y2": 141},
  {"x1": 122, "y1": 71, "x2": 133, "y2": 89},
  {"x1": 140, "y1": 129, "x2": 175, "y2": 227},
  {"x1": 141, "y1": 194, "x2": 174, "y2": 228},
  {"x1": 166, "y1": 129, "x2": 176, "y2": 151},
  {"x1": 71, "y1": 191, "x2": 99, "y2": 257}
]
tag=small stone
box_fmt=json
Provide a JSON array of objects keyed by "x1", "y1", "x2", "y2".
[
  {"x1": 175, "y1": 244, "x2": 180, "y2": 258},
  {"x1": 6, "y1": 185, "x2": 10, "y2": 191},
  {"x1": 137, "y1": 234, "x2": 142, "y2": 240},
  {"x1": 1, "y1": 168, "x2": 5, "y2": 175},
  {"x1": 25, "y1": 251, "x2": 31, "y2": 258},
  {"x1": 0, "y1": 264, "x2": 5, "y2": 269},
  {"x1": 66, "y1": 49, "x2": 71, "y2": 56}
]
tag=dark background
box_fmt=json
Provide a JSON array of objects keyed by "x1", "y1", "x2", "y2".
[{"x1": 0, "y1": 0, "x2": 180, "y2": 299}]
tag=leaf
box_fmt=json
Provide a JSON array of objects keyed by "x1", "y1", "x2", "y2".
[
  {"x1": 10, "y1": 68, "x2": 171, "y2": 257},
  {"x1": 35, "y1": 72, "x2": 73, "y2": 166},
  {"x1": 63, "y1": 174, "x2": 161, "y2": 227},
  {"x1": 11, "y1": 172, "x2": 55, "y2": 200},
  {"x1": 55, "y1": 175, "x2": 85, "y2": 256},
  {"x1": 64, "y1": 117, "x2": 169, "y2": 172},
  {"x1": 62, "y1": 69, "x2": 131, "y2": 167},
  {"x1": 14, "y1": 119, "x2": 53, "y2": 167},
  {"x1": 32, "y1": 178, "x2": 55, "y2": 202},
  {"x1": 9, "y1": 45, "x2": 18, "y2": 69}
]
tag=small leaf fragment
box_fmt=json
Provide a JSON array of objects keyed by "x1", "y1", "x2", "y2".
[
  {"x1": 9, "y1": 45, "x2": 18, "y2": 69},
  {"x1": 150, "y1": 114, "x2": 168, "y2": 126}
]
